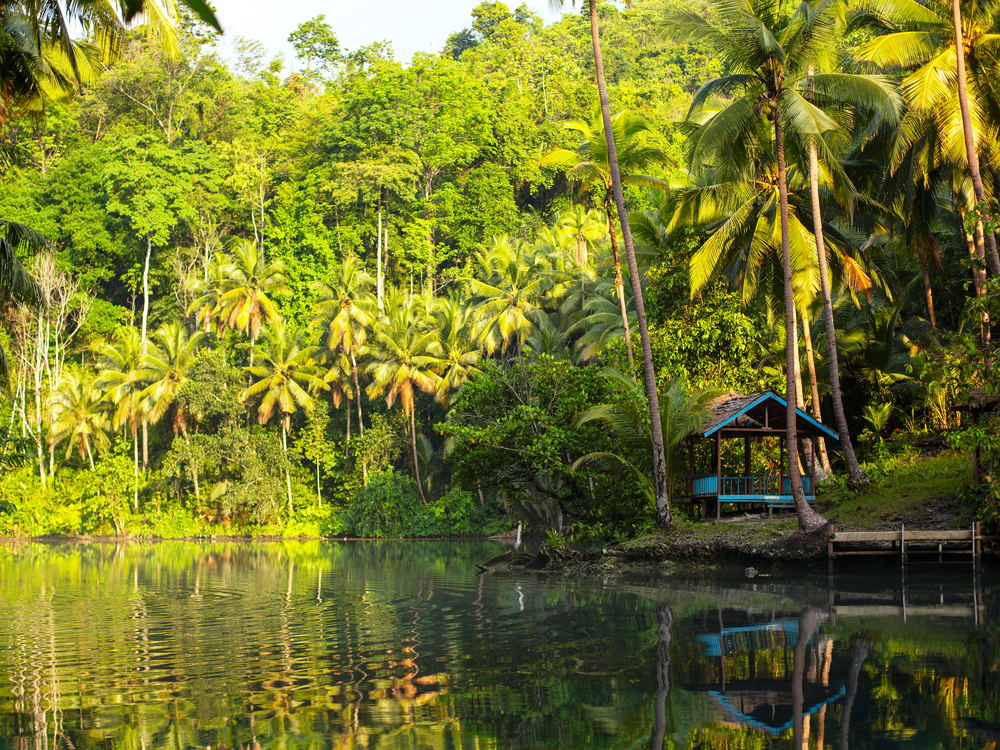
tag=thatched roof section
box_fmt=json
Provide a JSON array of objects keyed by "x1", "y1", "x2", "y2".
[
  {"x1": 951, "y1": 387, "x2": 1000, "y2": 414},
  {"x1": 698, "y1": 390, "x2": 839, "y2": 440}
]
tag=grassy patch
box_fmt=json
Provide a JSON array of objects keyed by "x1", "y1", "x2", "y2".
[{"x1": 818, "y1": 449, "x2": 972, "y2": 530}]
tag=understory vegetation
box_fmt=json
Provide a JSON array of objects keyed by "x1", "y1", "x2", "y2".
[{"x1": 0, "y1": 0, "x2": 997, "y2": 540}]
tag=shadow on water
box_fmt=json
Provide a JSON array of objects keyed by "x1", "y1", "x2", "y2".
[{"x1": 0, "y1": 541, "x2": 997, "y2": 749}]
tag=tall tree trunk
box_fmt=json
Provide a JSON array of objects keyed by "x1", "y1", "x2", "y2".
[
  {"x1": 801, "y1": 308, "x2": 833, "y2": 475},
  {"x1": 952, "y1": 0, "x2": 1000, "y2": 274},
  {"x1": 182, "y1": 427, "x2": 199, "y2": 503},
  {"x1": 808, "y1": 135, "x2": 870, "y2": 487},
  {"x1": 963, "y1": 209, "x2": 992, "y2": 347},
  {"x1": 914, "y1": 237, "x2": 937, "y2": 329},
  {"x1": 345, "y1": 396, "x2": 351, "y2": 457},
  {"x1": 133, "y1": 423, "x2": 140, "y2": 513},
  {"x1": 283, "y1": 423, "x2": 293, "y2": 516},
  {"x1": 411, "y1": 408, "x2": 428, "y2": 505},
  {"x1": 86, "y1": 441, "x2": 95, "y2": 472},
  {"x1": 351, "y1": 353, "x2": 364, "y2": 436},
  {"x1": 792, "y1": 306, "x2": 812, "y2": 477},
  {"x1": 142, "y1": 235, "x2": 152, "y2": 343},
  {"x1": 377, "y1": 192, "x2": 385, "y2": 312},
  {"x1": 777, "y1": 105, "x2": 827, "y2": 532},
  {"x1": 588, "y1": 0, "x2": 671, "y2": 527},
  {"x1": 605, "y1": 195, "x2": 634, "y2": 367},
  {"x1": 142, "y1": 418, "x2": 148, "y2": 472}
]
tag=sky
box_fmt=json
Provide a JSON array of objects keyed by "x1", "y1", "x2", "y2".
[{"x1": 208, "y1": 0, "x2": 568, "y2": 71}]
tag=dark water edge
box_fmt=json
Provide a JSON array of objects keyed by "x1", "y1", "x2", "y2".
[{"x1": 1, "y1": 540, "x2": 997, "y2": 750}]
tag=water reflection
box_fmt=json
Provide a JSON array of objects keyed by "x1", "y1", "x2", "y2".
[{"x1": 0, "y1": 541, "x2": 996, "y2": 749}]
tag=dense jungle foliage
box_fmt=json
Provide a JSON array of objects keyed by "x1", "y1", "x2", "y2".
[{"x1": 0, "y1": 0, "x2": 997, "y2": 539}]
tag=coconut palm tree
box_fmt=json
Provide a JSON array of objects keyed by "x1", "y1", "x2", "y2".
[
  {"x1": 541, "y1": 110, "x2": 671, "y2": 365},
  {"x1": 242, "y1": 319, "x2": 327, "y2": 515},
  {"x1": 0, "y1": 221, "x2": 46, "y2": 383},
  {"x1": 49, "y1": 367, "x2": 110, "y2": 471},
  {"x1": 187, "y1": 253, "x2": 232, "y2": 358},
  {"x1": 569, "y1": 270, "x2": 638, "y2": 362},
  {"x1": 550, "y1": 0, "x2": 673, "y2": 529},
  {"x1": 310, "y1": 257, "x2": 376, "y2": 437},
  {"x1": 663, "y1": 0, "x2": 896, "y2": 529},
  {"x1": 95, "y1": 328, "x2": 147, "y2": 510},
  {"x1": 853, "y1": 0, "x2": 1000, "y2": 274},
  {"x1": 219, "y1": 239, "x2": 290, "y2": 368},
  {"x1": 434, "y1": 295, "x2": 481, "y2": 408},
  {"x1": 320, "y1": 350, "x2": 356, "y2": 454},
  {"x1": 468, "y1": 236, "x2": 552, "y2": 357},
  {"x1": 366, "y1": 312, "x2": 444, "y2": 505},
  {"x1": 139, "y1": 324, "x2": 203, "y2": 429},
  {"x1": 574, "y1": 371, "x2": 714, "y2": 506}
]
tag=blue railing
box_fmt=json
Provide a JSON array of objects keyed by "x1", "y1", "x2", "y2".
[{"x1": 692, "y1": 474, "x2": 814, "y2": 498}]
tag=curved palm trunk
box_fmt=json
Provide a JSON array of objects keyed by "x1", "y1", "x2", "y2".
[
  {"x1": 133, "y1": 422, "x2": 140, "y2": 513},
  {"x1": 777, "y1": 105, "x2": 827, "y2": 532},
  {"x1": 588, "y1": 0, "x2": 671, "y2": 527},
  {"x1": 952, "y1": 0, "x2": 1000, "y2": 275},
  {"x1": 605, "y1": 195, "x2": 634, "y2": 367},
  {"x1": 652, "y1": 605, "x2": 673, "y2": 750},
  {"x1": 801, "y1": 308, "x2": 833, "y2": 475},
  {"x1": 839, "y1": 642, "x2": 872, "y2": 750},
  {"x1": 808, "y1": 137, "x2": 870, "y2": 488},
  {"x1": 86, "y1": 440, "x2": 95, "y2": 472},
  {"x1": 411, "y1": 408, "x2": 428, "y2": 505}
]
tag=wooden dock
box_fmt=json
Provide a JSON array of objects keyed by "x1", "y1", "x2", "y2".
[{"x1": 828, "y1": 523, "x2": 986, "y2": 570}]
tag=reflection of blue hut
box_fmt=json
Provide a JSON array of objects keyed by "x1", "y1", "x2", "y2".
[{"x1": 688, "y1": 617, "x2": 845, "y2": 736}]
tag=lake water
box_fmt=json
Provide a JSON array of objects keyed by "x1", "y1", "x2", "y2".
[{"x1": 0, "y1": 541, "x2": 996, "y2": 750}]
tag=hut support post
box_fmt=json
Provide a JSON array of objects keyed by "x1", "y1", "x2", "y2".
[
  {"x1": 716, "y1": 433, "x2": 722, "y2": 521},
  {"x1": 743, "y1": 436, "x2": 751, "y2": 476}
]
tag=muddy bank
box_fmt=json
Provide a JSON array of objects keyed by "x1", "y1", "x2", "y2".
[{"x1": 478, "y1": 521, "x2": 830, "y2": 575}]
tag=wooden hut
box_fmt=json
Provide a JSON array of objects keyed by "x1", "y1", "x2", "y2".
[{"x1": 689, "y1": 390, "x2": 840, "y2": 520}]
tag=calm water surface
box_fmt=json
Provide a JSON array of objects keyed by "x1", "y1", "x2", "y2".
[{"x1": 0, "y1": 541, "x2": 997, "y2": 750}]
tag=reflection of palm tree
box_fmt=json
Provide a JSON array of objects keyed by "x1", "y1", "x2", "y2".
[
  {"x1": 50, "y1": 368, "x2": 110, "y2": 471},
  {"x1": 242, "y1": 320, "x2": 326, "y2": 515},
  {"x1": 792, "y1": 607, "x2": 827, "y2": 750},
  {"x1": 311, "y1": 257, "x2": 375, "y2": 436},
  {"x1": 652, "y1": 604, "x2": 673, "y2": 750},
  {"x1": 542, "y1": 111, "x2": 670, "y2": 365},
  {"x1": 839, "y1": 640, "x2": 873, "y2": 750},
  {"x1": 366, "y1": 313, "x2": 443, "y2": 505}
]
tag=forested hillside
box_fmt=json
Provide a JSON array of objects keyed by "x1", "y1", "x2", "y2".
[{"x1": 0, "y1": 0, "x2": 995, "y2": 540}]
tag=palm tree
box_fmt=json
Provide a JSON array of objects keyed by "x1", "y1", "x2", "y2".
[
  {"x1": 434, "y1": 295, "x2": 481, "y2": 408},
  {"x1": 139, "y1": 324, "x2": 202, "y2": 428},
  {"x1": 468, "y1": 236, "x2": 552, "y2": 357},
  {"x1": 242, "y1": 320, "x2": 327, "y2": 515},
  {"x1": 568, "y1": 267, "x2": 637, "y2": 362},
  {"x1": 854, "y1": 0, "x2": 1000, "y2": 274},
  {"x1": 310, "y1": 257, "x2": 376, "y2": 437},
  {"x1": 187, "y1": 253, "x2": 232, "y2": 359},
  {"x1": 549, "y1": 0, "x2": 673, "y2": 529},
  {"x1": 320, "y1": 351, "x2": 356, "y2": 455},
  {"x1": 95, "y1": 329, "x2": 147, "y2": 511},
  {"x1": 219, "y1": 239, "x2": 290, "y2": 368},
  {"x1": 0, "y1": 221, "x2": 46, "y2": 383},
  {"x1": 366, "y1": 312, "x2": 443, "y2": 505},
  {"x1": 664, "y1": 0, "x2": 898, "y2": 529},
  {"x1": 542, "y1": 110, "x2": 670, "y2": 365},
  {"x1": 574, "y1": 371, "x2": 713, "y2": 506},
  {"x1": 49, "y1": 367, "x2": 110, "y2": 471}
]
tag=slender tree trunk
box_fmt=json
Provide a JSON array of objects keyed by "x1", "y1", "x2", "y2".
[
  {"x1": 952, "y1": 0, "x2": 1000, "y2": 275},
  {"x1": 345, "y1": 397, "x2": 351, "y2": 457},
  {"x1": 914, "y1": 237, "x2": 937, "y2": 329},
  {"x1": 777, "y1": 105, "x2": 827, "y2": 532},
  {"x1": 133, "y1": 424, "x2": 140, "y2": 513},
  {"x1": 411, "y1": 408, "x2": 428, "y2": 505},
  {"x1": 588, "y1": 0, "x2": 671, "y2": 527},
  {"x1": 283, "y1": 424, "x2": 293, "y2": 516},
  {"x1": 808, "y1": 135, "x2": 869, "y2": 487},
  {"x1": 792, "y1": 307, "x2": 812, "y2": 477},
  {"x1": 378, "y1": 196, "x2": 385, "y2": 312},
  {"x1": 963, "y1": 211, "x2": 992, "y2": 347},
  {"x1": 86, "y1": 442, "x2": 95, "y2": 472},
  {"x1": 142, "y1": 418, "x2": 148, "y2": 472},
  {"x1": 142, "y1": 235, "x2": 152, "y2": 343},
  {"x1": 351, "y1": 353, "x2": 364, "y2": 436},
  {"x1": 35, "y1": 311, "x2": 46, "y2": 488},
  {"x1": 182, "y1": 428, "x2": 199, "y2": 503},
  {"x1": 801, "y1": 308, "x2": 833, "y2": 475},
  {"x1": 605, "y1": 196, "x2": 634, "y2": 367},
  {"x1": 793, "y1": 609, "x2": 826, "y2": 750}
]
